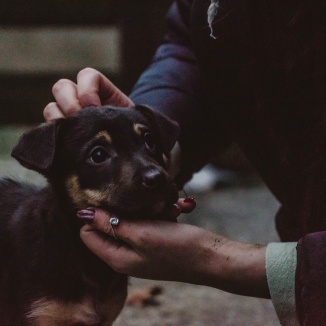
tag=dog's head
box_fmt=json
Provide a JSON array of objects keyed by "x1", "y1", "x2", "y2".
[{"x1": 12, "y1": 105, "x2": 180, "y2": 218}]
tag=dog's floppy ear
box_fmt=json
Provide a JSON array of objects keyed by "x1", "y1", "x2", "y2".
[
  {"x1": 11, "y1": 120, "x2": 62, "y2": 174},
  {"x1": 134, "y1": 104, "x2": 180, "y2": 155}
]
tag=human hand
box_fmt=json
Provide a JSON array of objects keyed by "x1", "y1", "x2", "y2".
[
  {"x1": 79, "y1": 198, "x2": 269, "y2": 298},
  {"x1": 43, "y1": 68, "x2": 134, "y2": 121},
  {"x1": 79, "y1": 197, "x2": 206, "y2": 282}
]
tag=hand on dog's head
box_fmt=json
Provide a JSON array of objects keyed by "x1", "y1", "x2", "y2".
[{"x1": 12, "y1": 105, "x2": 180, "y2": 218}]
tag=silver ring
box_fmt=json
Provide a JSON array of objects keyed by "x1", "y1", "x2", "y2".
[{"x1": 110, "y1": 217, "x2": 120, "y2": 226}]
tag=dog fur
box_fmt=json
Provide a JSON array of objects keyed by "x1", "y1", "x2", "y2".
[{"x1": 0, "y1": 105, "x2": 180, "y2": 325}]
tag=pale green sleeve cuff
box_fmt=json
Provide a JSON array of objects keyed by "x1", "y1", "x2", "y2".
[{"x1": 266, "y1": 242, "x2": 300, "y2": 326}]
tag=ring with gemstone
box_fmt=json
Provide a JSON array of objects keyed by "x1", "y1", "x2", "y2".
[{"x1": 110, "y1": 217, "x2": 120, "y2": 226}]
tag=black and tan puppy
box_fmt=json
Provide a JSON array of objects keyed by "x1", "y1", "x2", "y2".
[{"x1": 0, "y1": 105, "x2": 179, "y2": 326}]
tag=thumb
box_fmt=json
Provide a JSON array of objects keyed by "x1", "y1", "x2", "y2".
[{"x1": 79, "y1": 218, "x2": 141, "y2": 273}]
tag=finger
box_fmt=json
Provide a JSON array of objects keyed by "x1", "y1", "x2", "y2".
[
  {"x1": 43, "y1": 102, "x2": 65, "y2": 121},
  {"x1": 77, "y1": 68, "x2": 134, "y2": 108},
  {"x1": 164, "y1": 197, "x2": 196, "y2": 219},
  {"x1": 82, "y1": 208, "x2": 172, "y2": 249},
  {"x1": 80, "y1": 224, "x2": 141, "y2": 273},
  {"x1": 177, "y1": 197, "x2": 196, "y2": 213},
  {"x1": 82, "y1": 208, "x2": 136, "y2": 245},
  {"x1": 52, "y1": 79, "x2": 82, "y2": 117}
]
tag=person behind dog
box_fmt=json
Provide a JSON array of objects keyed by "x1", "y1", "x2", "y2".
[{"x1": 43, "y1": 1, "x2": 326, "y2": 325}]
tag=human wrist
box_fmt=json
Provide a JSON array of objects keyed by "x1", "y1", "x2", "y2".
[
  {"x1": 194, "y1": 233, "x2": 269, "y2": 298},
  {"x1": 228, "y1": 241, "x2": 269, "y2": 298}
]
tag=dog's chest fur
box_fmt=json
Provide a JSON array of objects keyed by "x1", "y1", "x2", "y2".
[{"x1": 0, "y1": 179, "x2": 127, "y2": 326}]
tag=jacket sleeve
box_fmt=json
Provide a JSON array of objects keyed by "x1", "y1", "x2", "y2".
[
  {"x1": 268, "y1": 232, "x2": 326, "y2": 325},
  {"x1": 130, "y1": 0, "x2": 231, "y2": 186},
  {"x1": 295, "y1": 231, "x2": 326, "y2": 325}
]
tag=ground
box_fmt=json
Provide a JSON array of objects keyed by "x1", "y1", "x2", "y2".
[{"x1": 0, "y1": 156, "x2": 281, "y2": 326}]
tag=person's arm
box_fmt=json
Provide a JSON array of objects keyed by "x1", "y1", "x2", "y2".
[
  {"x1": 79, "y1": 207, "x2": 270, "y2": 298},
  {"x1": 79, "y1": 208, "x2": 305, "y2": 326},
  {"x1": 130, "y1": 0, "x2": 231, "y2": 186}
]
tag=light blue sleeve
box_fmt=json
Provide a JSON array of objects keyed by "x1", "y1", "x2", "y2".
[{"x1": 266, "y1": 243, "x2": 300, "y2": 326}]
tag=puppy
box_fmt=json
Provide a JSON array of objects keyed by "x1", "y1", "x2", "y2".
[{"x1": 0, "y1": 105, "x2": 180, "y2": 326}]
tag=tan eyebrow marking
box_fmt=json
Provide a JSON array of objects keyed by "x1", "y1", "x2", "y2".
[
  {"x1": 95, "y1": 131, "x2": 112, "y2": 144},
  {"x1": 133, "y1": 123, "x2": 146, "y2": 136}
]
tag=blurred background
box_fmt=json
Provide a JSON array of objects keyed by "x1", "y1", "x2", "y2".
[{"x1": 0, "y1": 1, "x2": 281, "y2": 325}]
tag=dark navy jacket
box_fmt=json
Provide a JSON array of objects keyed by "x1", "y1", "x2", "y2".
[{"x1": 130, "y1": 1, "x2": 326, "y2": 324}]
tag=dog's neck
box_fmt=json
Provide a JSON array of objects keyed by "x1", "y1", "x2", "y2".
[
  {"x1": 41, "y1": 180, "x2": 84, "y2": 232},
  {"x1": 33, "y1": 182, "x2": 121, "y2": 286}
]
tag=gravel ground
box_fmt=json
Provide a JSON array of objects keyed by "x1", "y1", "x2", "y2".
[{"x1": 0, "y1": 157, "x2": 281, "y2": 326}]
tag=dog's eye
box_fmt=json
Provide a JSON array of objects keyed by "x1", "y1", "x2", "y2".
[
  {"x1": 144, "y1": 132, "x2": 156, "y2": 152},
  {"x1": 89, "y1": 147, "x2": 109, "y2": 164}
]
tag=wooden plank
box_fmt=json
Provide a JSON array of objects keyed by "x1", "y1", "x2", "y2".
[
  {"x1": 0, "y1": 0, "x2": 121, "y2": 26},
  {"x1": 0, "y1": 1, "x2": 173, "y2": 123},
  {"x1": 0, "y1": 0, "x2": 172, "y2": 27}
]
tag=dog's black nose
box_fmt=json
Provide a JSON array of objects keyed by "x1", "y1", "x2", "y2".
[{"x1": 142, "y1": 168, "x2": 165, "y2": 188}]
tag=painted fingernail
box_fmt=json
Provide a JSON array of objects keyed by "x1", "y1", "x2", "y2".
[
  {"x1": 184, "y1": 197, "x2": 195, "y2": 204},
  {"x1": 77, "y1": 209, "x2": 95, "y2": 220}
]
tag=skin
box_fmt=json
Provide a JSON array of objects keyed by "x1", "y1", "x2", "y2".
[{"x1": 44, "y1": 67, "x2": 270, "y2": 299}]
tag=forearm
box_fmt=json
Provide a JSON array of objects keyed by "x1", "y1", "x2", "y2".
[{"x1": 191, "y1": 232, "x2": 270, "y2": 298}]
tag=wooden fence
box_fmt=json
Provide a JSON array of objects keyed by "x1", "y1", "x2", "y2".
[{"x1": 0, "y1": 0, "x2": 172, "y2": 124}]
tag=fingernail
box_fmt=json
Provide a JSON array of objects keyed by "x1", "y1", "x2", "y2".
[
  {"x1": 77, "y1": 209, "x2": 95, "y2": 221},
  {"x1": 184, "y1": 197, "x2": 195, "y2": 204}
]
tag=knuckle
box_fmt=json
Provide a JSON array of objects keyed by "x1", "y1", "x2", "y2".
[
  {"x1": 43, "y1": 103, "x2": 58, "y2": 120},
  {"x1": 43, "y1": 103, "x2": 53, "y2": 117},
  {"x1": 113, "y1": 259, "x2": 137, "y2": 275},
  {"x1": 136, "y1": 229, "x2": 148, "y2": 245},
  {"x1": 101, "y1": 248, "x2": 126, "y2": 273},
  {"x1": 52, "y1": 78, "x2": 71, "y2": 94},
  {"x1": 111, "y1": 261, "x2": 126, "y2": 274},
  {"x1": 77, "y1": 67, "x2": 97, "y2": 79},
  {"x1": 63, "y1": 101, "x2": 81, "y2": 116},
  {"x1": 78, "y1": 92, "x2": 98, "y2": 107},
  {"x1": 102, "y1": 217, "x2": 113, "y2": 236}
]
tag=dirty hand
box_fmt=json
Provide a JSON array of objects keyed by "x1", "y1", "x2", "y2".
[
  {"x1": 43, "y1": 68, "x2": 134, "y2": 121},
  {"x1": 79, "y1": 199, "x2": 269, "y2": 298}
]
